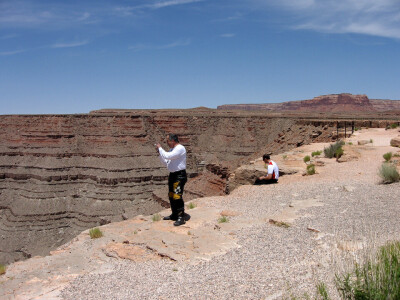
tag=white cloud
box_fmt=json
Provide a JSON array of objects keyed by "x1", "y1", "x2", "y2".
[
  {"x1": 150, "y1": 0, "x2": 203, "y2": 9},
  {"x1": 0, "y1": 49, "x2": 26, "y2": 56},
  {"x1": 51, "y1": 40, "x2": 89, "y2": 48},
  {"x1": 258, "y1": 0, "x2": 400, "y2": 39},
  {"x1": 129, "y1": 38, "x2": 191, "y2": 51},
  {"x1": 220, "y1": 33, "x2": 235, "y2": 38}
]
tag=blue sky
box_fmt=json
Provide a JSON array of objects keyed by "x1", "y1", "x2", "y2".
[{"x1": 1, "y1": 0, "x2": 400, "y2": 114}]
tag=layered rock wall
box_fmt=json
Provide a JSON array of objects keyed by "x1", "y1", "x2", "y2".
[{"x1": 0, "y1": 111, "x2": 348, "y2": 263}]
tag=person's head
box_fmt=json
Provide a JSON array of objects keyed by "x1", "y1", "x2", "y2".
[
  {"x1": 262, "y1": 154, "x2": 270, "y2": 163},
  {"x1": 166, "y1": 133, "x2": 179, "y2": 148}
]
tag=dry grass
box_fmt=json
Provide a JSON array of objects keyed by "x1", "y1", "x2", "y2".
[{"x1": 89, "y1": 228, "x2": 103, "y2": 239}]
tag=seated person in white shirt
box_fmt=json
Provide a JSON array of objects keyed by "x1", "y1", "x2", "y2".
[
  {"x1": 155, "y1": 134, "x2": 188, "y2": 226},
  {"x1": 254, "y1": 154, "x2": 279, "y2": 185}
]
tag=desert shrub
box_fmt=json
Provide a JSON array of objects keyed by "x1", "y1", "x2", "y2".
[
  {"x1": 379, "y1": 163, "x2": 400, "y2": 184},
  {"x1": 383, "y1": 152, "x2": 392, "y2": 162},
  {"x1": 306, "y1": 164, "x2": 316, "y2": 175},
  {"x1": 282, "y1": 154, "x2": 288, "y2": 160},
  {"x1": 0, "y1": 264, "x2": 6, "y2": 275},
  {"x1": 187, "y1": 202, "x2": 196, "y2": 209},
  {"x1": 152, "y1": 213, "x2": 161, "y2": 222},
  {"x1": 335, "y1": 241, "x2": 400, "y2": 300},
  {"x1": 355, "y1": 127, "x2": 360, "y2": 131},
  {"x1": 312, "y1": 150, "x2": 322, "y2": 157},
  {"x1": 218, "y1": 216, "x2": 229, "y2": 223},
  {"x1": 394, "y1": 153, "x2": 400, "y2": 158},
  {"x1": 324, "y1": 141, "x2": 345, "y2": 159},
  {"x1": 391, "y1": 123, "x2": 399, "y2": 129},
  {"x1": 335, "y1": 147, "x2": 344, "y2": 160},
  {"x1": 370, "y1": 139, "x2": 374, "y2": 144},
  {"x1": 89, "y1": 228, "x2": 103, "y2": 239},
  {"x1": 303, "y1": 155, "x2": 311, "y2": 164},
  {"x1": 347, "y1": 142, "x2": 353, "y2": 145}
]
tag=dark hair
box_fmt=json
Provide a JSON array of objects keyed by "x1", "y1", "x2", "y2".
[
  {"x1": 262, "y1": 154, "x2": 270, "y2": 161},
  {"x1": 168, "y1": 133, "x2": 179, "y2": 143}
]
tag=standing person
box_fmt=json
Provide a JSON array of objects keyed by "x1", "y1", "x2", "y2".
[
  {"x1": 155, "y1": 134, "x2": 188, "y2": 226},
  {"x1": 254, "y1": 154, "x2": 279, "y2": 185}
]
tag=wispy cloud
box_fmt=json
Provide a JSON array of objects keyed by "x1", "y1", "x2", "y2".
[
  {"x1": 220, "y1": 33, "x2": 235, "y2": 38},
  {"x1": 0, "y1": 1, "x2": 96, "y2": 28},
  {"x1": 260, "y1": 0, "x2": 400, "y2": 39},
  {"x1": 0, "y1": 49, "x2": 26, "y2": 56},
  {"x1": 51, "y1": 40, "x2": 90, "y2": 48},
  {"x1": 114, "y1": 0, "x2": 203, "y2": 16},
  {"x1": 129, "y1": 38, "x2": 191, "y2": 51}
]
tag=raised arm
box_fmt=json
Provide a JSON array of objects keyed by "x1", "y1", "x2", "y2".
[{"x1": 158, "y1": 145, "x2": 185, "y2": 161}]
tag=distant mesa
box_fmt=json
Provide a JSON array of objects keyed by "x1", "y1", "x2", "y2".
[{"x1": 217, "y1": 93, "x2": 400, "y2": 112}]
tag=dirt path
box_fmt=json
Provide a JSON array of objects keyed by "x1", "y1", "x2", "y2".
[{"x1": 1, "y1": 128, "x2": 399, "y2": 300}]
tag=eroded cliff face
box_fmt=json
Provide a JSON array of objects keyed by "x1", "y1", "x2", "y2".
[
  {"x1": 218, "y1": 93, "x2": 400, "y2": 112},
  {"x1": 0, "y1": 111, "x2": 335, "y2": 263}
]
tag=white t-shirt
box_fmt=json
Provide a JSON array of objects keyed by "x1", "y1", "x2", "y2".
[
  {"x1": 158, "y1": 144, "x2": 187, "y2": 173},
  {"x1": 267, "y1": 160, "x2": 279, "y2": 180}
]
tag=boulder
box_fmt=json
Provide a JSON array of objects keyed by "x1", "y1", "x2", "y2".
[
  {"x1": 390, "y1": 137, "x2": 400, "y2": 148},
  {"x1": 226, "y1": 164, "x2": 298, "y2": 194},
  {"x1": 358, "y1": 140, "x2": 369, "y2": 145},
  {"x1": 337, "y1": 145, "x2": 361, "y2": 163}
]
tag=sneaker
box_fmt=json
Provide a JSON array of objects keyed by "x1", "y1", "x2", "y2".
[
  {"x1": 173, "y1": 216, "x2": 186, "y2": 226},
  {"x1": 163, "y1": 214, "x2": 177, "y2": 221}
]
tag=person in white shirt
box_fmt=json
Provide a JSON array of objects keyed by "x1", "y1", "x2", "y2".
[
  {"x1": 155, "y1": 134, "x2": 188, "y2": 226},
  {"x1": 254, "y1": 154, "x2": 279, "y2": 185}
]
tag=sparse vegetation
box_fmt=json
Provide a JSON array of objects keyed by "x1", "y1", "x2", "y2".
[
  {"x1": 312, "y1": 150, "x2": 322, "y2": 157},
  {"x1": 187, "y1": 231, "x2": 192, "y2": 235},
  {"x1": 218, "y1": 216, "x2": 229, "y2": 223},
  {"x1": 324, "y1": 141, "x2": 345, "y2": 159},
  {"x1": 379, "y1": 162, "x2": 400, "y2": 184},
  {"x1": 347, "y1": 142, "x2": 353, "y2": 145},
  {"x1": 172, "y1": 268, "x2": 178, "y2": 272},
  {"x1": 383, "y1": 152, "x2": 393, "y2": 162},
  {"x1": 89, "y1": 228, "x2": 103, "y2": 239},
  {"x1": 355, "y1": 127, "x2": 360, "y2": 131},
  {"x1": 0, "y1": 264, "x2": 6, "y2": 276},
  {"x1": 394, "y1": 153, "x2": 400, "y2": 158},
  {"x1": 187, "y1": 202, "x2": 196, "y2": 209},
  {"x1": 316, "y1": 282, "x2": 330, "y2": 300},
  {"x1": 303, "y1": 155, "x2": 311, "y2": 164},
  {"x1": 306, "y1": 164, "x2": 316, "y2": 175},
  {"x1": 152, "y1": 213, "x2": 161, "y2": 222},
  {"x1": 370, "y1": 139, "x2": 374, "y2": 144},
  {"x1": 390, "y1": 123, "x2": 399, "y2": 129},
  {"x1": 335, "y1": 147, "x2": 344, "y2": 161},
  {"x1": 134, "y1": 230, "x2": 138, "y2": 234},
  {"x1": 335, "y1": 241, "x2": 400, "y2": 300},
  {"x1": 282, "y1": 154, "x2": 288, "y2": 160},
  {"x1": 269, "y1": 219, "x2": 291, "y2": 228}
]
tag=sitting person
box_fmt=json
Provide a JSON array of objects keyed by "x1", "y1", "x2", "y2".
[{"x1": 254, "y1": 154, "x2": 279, "y2": 185}]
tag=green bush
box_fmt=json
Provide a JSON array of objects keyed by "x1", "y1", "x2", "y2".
[
  {"x1": 370, "y1": 139, "x2": 374, "y2": 144},
  {"x1": 347, "y1": 142, "x2": 353, "y2": 145},
  {"x1": 390, "y1": 123, "x2": 399, "y2": 129},
  {"x1": 324, "y1": 141, "x2": 345, "y2": 159},
  {"x1": 306, "y1": 164, "x2": 316, "y2": 175},
  {"x1": 303, "y1": 155, "x2": 311, "y2": 164},
  {"x1": 0, "y1": 264, "x2": 6, "y2": 275},
  {"x1": 89, "y1": 228, "x2": 103, "y2": 239},
  {"x1": 379, "y1": 163, "x2": 400, "y2": 184},
  {"x1": 218, "y1": 216, "x2": 229, "y2": 223},
  {"x1": 336, "y1": 241, "x2": 400, "y2": 299},
  {"x1": 312, "y1": 150, "x2": 322, "y2": 157},
  {"x1": 187, "y1": 202, "x2": 196, "y2": 209},
  {"x1": 282, "y1": 154, "x2": 288, "y2": 160},
  {"x1": 152, "y1": 213, "x2": 161, "y2": 222},
  {"x1": 335, "y1": 147, "x2": 344, "y2": 159},
  {"x1": 383, "y1": 152, "x2": 392, "y2": 162}
]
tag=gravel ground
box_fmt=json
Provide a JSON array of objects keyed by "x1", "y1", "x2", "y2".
[{"x1": 61, "y1": 178, "x2": 400, "y2": 300}]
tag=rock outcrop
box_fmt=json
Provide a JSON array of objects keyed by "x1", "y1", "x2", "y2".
[
  {"x1": 218, "y1": 93, "x2": 400, "y2": 113},
  {"x1": 390, "y1": 137, "x2": 400, "y2": 147},
  {"x1": 0, "y1": 111, "x2": 336, "y2": 263}
]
